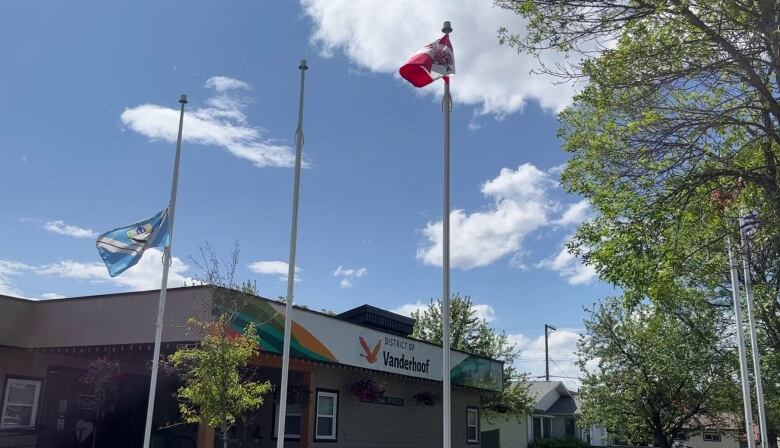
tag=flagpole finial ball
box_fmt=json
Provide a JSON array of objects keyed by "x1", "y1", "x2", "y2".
[
  {"x1": 442, "y1": 21, "x2": 452, "y2": 33},
  {"x1": 179, "y1": 95, "x2": 188, "y2": 104},
  {"x1": 299, "y1": 59, "x2": 308, "y2": 71}
]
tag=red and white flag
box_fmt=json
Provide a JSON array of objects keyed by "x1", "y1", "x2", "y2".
[{"x1": 399, "y1": 34, "x2": 455, "y2": 88}]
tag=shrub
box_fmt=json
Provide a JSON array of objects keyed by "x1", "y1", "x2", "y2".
[{"x1": 529, "y1": 437, "x2": 591, "y2": 448}]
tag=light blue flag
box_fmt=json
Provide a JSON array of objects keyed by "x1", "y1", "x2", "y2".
[{"x1": 96, "y1": 208, "x2": 171, "y2": 277}]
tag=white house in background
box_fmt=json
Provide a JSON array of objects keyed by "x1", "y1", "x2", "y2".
[
  {"x1": 482, "y1": 381, "x2": 584, "y2": 448},
  {"x1": 588, "y1": 412, "x2": 759, "y2": 448}
]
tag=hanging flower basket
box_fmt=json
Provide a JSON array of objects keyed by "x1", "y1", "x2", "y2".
[
  {"x1": 412, "y1": 390, "x2": 437, "y2": 407},
  {"x1": 350, "y1": 378, "x2": 385, "y2": 402}
]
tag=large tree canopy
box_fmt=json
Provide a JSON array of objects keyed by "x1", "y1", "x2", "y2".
[
  {"x1": 578, "y1": 298, "x2": 737, "y2": 448},
  {"x1": 499, "y1": 0, "x2": 780, "y2": 436}
]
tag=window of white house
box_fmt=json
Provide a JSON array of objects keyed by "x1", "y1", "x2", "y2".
[
  {"x1": 272, "y1": 402, "x2": 302, "y2": 439},
  {"x1": 1, "y1": 378, "x2": 41, "y2": 429},
  {"x1": 315, "y1": 390, "x2": 338, "y2": 441},
  {"x1": 533, "y1": 417, "x2": 553, "y2": 440},
  {"x1": 703, "y1": 430, "x2": 722, "y2": 442},
  {"x1": 466, "y1": 407, "x2": 480, "y2": 444},
  {"x1": 565, "y1": 418, "x2": 576, "y2": 437}
]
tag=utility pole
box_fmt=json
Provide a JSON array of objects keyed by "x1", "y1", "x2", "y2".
[{"x1": 545, "y1": 324, "x2": 557, "y2": 381}]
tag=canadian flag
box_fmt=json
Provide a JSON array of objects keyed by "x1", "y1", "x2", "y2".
[{"x1": 399, "y1": 34, "x2": 455, "y2": 88}]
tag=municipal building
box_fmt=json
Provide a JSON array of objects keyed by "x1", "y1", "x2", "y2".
[{"x1": 0, "y1": 286, "x2": 503, "y2": 447}]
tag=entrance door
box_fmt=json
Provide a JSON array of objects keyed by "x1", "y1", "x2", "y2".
[{"x1": 37, "y1": 366, "x2": 91, "y2": 448}]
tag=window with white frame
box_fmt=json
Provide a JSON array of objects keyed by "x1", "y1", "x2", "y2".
[
  {"x1": 703, "y1": 430, "x2": 721, "y2": 442},
  {"x1": 315, "y1": 390, "x2": 338, "y2": 441},
  {"x1": 533, "y1": 417, "x2": 553, "y2": 440},
  {"x1": 272, "y1": 402, "x2": 302, "y2": 439},
  {"x1": 466, "y1": 407, "x2": 480, "y2": 444},
  {"x1": 1, "y1": 378, "x2": 41, "y2": 429}
]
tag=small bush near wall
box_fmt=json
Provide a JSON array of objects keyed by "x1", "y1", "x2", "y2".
[{"x1": 529, "y1": 437, "x2": 591, "y2": 448}]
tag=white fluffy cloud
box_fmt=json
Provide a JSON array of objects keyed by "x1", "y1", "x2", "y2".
[
  {"x1": 40, "y1": 293, "x2": 66, "y2": 300},
  {"x1": 0, "y1": 249, "x2": 191, "y2": 298},
  {"x1": 43, "y1": 220, "x2": 97, "y2": 238},
  {"x1": 0, "y1": 260, "x2": 29, "y2": 296},
  {"x1": 301, "y1": 0, "x2": 579, "y2": 115},
  {"x1": 333, "y1": 265, "x2": 367, "y2": 288},
  {"x1": 506, "y1": 333, "x2": 530, "y2": 351},
  {"x1": 417, "y1": 164, "x2": 555, "y2": 269},
  {"x1": 204, "y1": 76, "x2": 250, "y2": 92},
  {"x1": 555, "y1": 199, "x2": 591, "y2": 226},
  {"x1": 121, "y1": 77, "x2": 295, "y2": 168},
  {"x1": 416, "y1": 163, "x2": 598, "y2": 283},
  {"x1": 391, "y1": 301, "x2": 496, "y2": 323},
  {"x1": 391, "y1": 301, "x2": 429, "y2": 317},
  {"x1": 36, "y1": 249, "x2": 191, "y2": 291},
  {"x1": 249, "y1": 260, "x2": 301, "y2": 282},
  {"x1": 515, "y1": 328, "x2": 583, "y2": 389},
  {"x1": 537, "y1": 242, "x2": 597, "y2": 285}
]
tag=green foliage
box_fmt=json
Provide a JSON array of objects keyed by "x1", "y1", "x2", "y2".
[
  {"x1": 411, "y1": 294, "x2": 534, "y2": 419},
  {"x1": 499, "y1": 0, "x2": 780, "y2": 437},
  {"x1": 168, "y1": 314, "x2": 271, "y2": 444},
  {"x1": 577, "y1": 298, "x2": 737, "y2": 448},
  {"x1": 529, "y1": 437, "x2": 591, "y2": 448}
]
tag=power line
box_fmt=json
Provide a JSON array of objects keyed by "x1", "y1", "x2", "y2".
[{"x1": 551, "y1": 358, "x2": 582, "y2": 381}]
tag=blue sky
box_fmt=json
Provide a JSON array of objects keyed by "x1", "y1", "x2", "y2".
[{"x1": 0, "y1": 0, "x2": 614, "y2": 384}]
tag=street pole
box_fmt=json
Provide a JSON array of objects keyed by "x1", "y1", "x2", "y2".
[
  {"x1": 441, "y1": 19, "x2": 453, "y2": 448},
  {"x1": 727, "y1": 235, "x2": 756, "y2": 448},
  {"x1": 544, "y1": 324, "x2": 556, "y2": 382},
  {"x1": 739, "y1": 215, "x2": 768, "y2": 447},
  {"x1": 142, "y1": 95, "x2": 187, "y2": 448},
  {"x1": 276, "y1": 60, "x2": 307, "y2": 448}
]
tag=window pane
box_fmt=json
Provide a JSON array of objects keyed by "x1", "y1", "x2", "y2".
[
  {"x1": 533, "y1": 418, "x2": 542, "y2": 440},
  {"x1": 566, "y1": 419, "x2": 575, "y2": 436},
  {"x1": 7, "y1": 383, "x2": 36, "y2": 405},
  {"x1": 3, "y1": 405, "x2": 33, "y2": 427},
  {"x1": 285, "y1": 415, "x2": 301, "y2": 436},
  {"x1": 543, "y1": 418, "x2": 552, "y2": 438},
  {"x1": 318, "y1": 396, "x2": 334, "y2": 415},
  {"x1": 467, "y1": 411, "x2": 477, "y2": 426},
  {"x1": 468, "y1": 427, "x2": 478, "y2": 441},
  {"x1": 317, "y1": 417, "x2": 333, "y2": 436}
]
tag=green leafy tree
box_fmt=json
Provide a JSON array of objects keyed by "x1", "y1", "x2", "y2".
[
  {"x1": 412, "y1": 294, "x2": 533, "y2": 419},
  {"x1": 578, "y1": 298, "x2": 737, "y2": 448},
  {"x1": 169, "y1": 316, "x2": 271, "y2": 448},
  {"x1": 170, "y1": 241, "x2": 271, "y2": 448},
  {"x1": 499, "y1": 0, "x2": 780, "y2": 436}
]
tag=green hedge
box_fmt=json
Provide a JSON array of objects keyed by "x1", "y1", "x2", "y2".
[{"x1": 529, "y1": 437, "x2": 592, "y2": 448}]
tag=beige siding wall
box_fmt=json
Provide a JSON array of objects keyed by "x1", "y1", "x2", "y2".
[
  {"x1": 686, "y1": 432, "x2": 741, "y2": 448},
  {"x1": 482, "y1": 414, "x2": 528, "y2": 448},
  {"x1": 0, "y1": 296, "x2": 34, "y2": 347},
  {"x1": 309, "y1": 366, "x2": 481, "y2": 448},
  {"x1": 19, "y1": 288, "x2": 211, "y2": 348}
]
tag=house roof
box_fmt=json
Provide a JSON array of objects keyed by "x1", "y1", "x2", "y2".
[
  {"x1": 527, "y1": 381, "x2": 561, "y2": 403},
  {"x1": 546, "y1": 396, "x2": 578, "y2": 414},
  {"x1": 525, "y1": 380, "x2": 576, "y2": 414}
]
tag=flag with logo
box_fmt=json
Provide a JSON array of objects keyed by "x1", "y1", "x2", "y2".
[
  {"x1": 96, "y1": 208, "x2": 170, "y2": 277},
  {"x1": 399, "y1": 34, "x2": 455, "y2": 87}
]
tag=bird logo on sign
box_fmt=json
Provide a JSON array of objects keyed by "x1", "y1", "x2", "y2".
[{"x1": 359, "y1": 336, "x2": 381, "y2": 364}]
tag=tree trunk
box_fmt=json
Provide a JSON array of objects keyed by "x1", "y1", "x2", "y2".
[
  {"x1": 651, "y1": 412, "x2": 671, "y2": 448},
  {"x1": 222, "y1": 425, "x2": 229, "y2": 448}
]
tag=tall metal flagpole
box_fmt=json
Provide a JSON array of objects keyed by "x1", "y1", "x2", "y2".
[
  {"x1": 727, "y1": 234, "x2": 756, "y2": 448},
  {"x1": 739, "y1": 215, "x2": 768, "y2": 447},
  {"x1": 441, "y1": 20, "x2": 453, "y2": 448},
  {"x1": 276, "y1": 59, "x2": 307, "y2": 448},
  {"x1": 142, "y1": 95, "x2": 188, "y2": 448}
]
